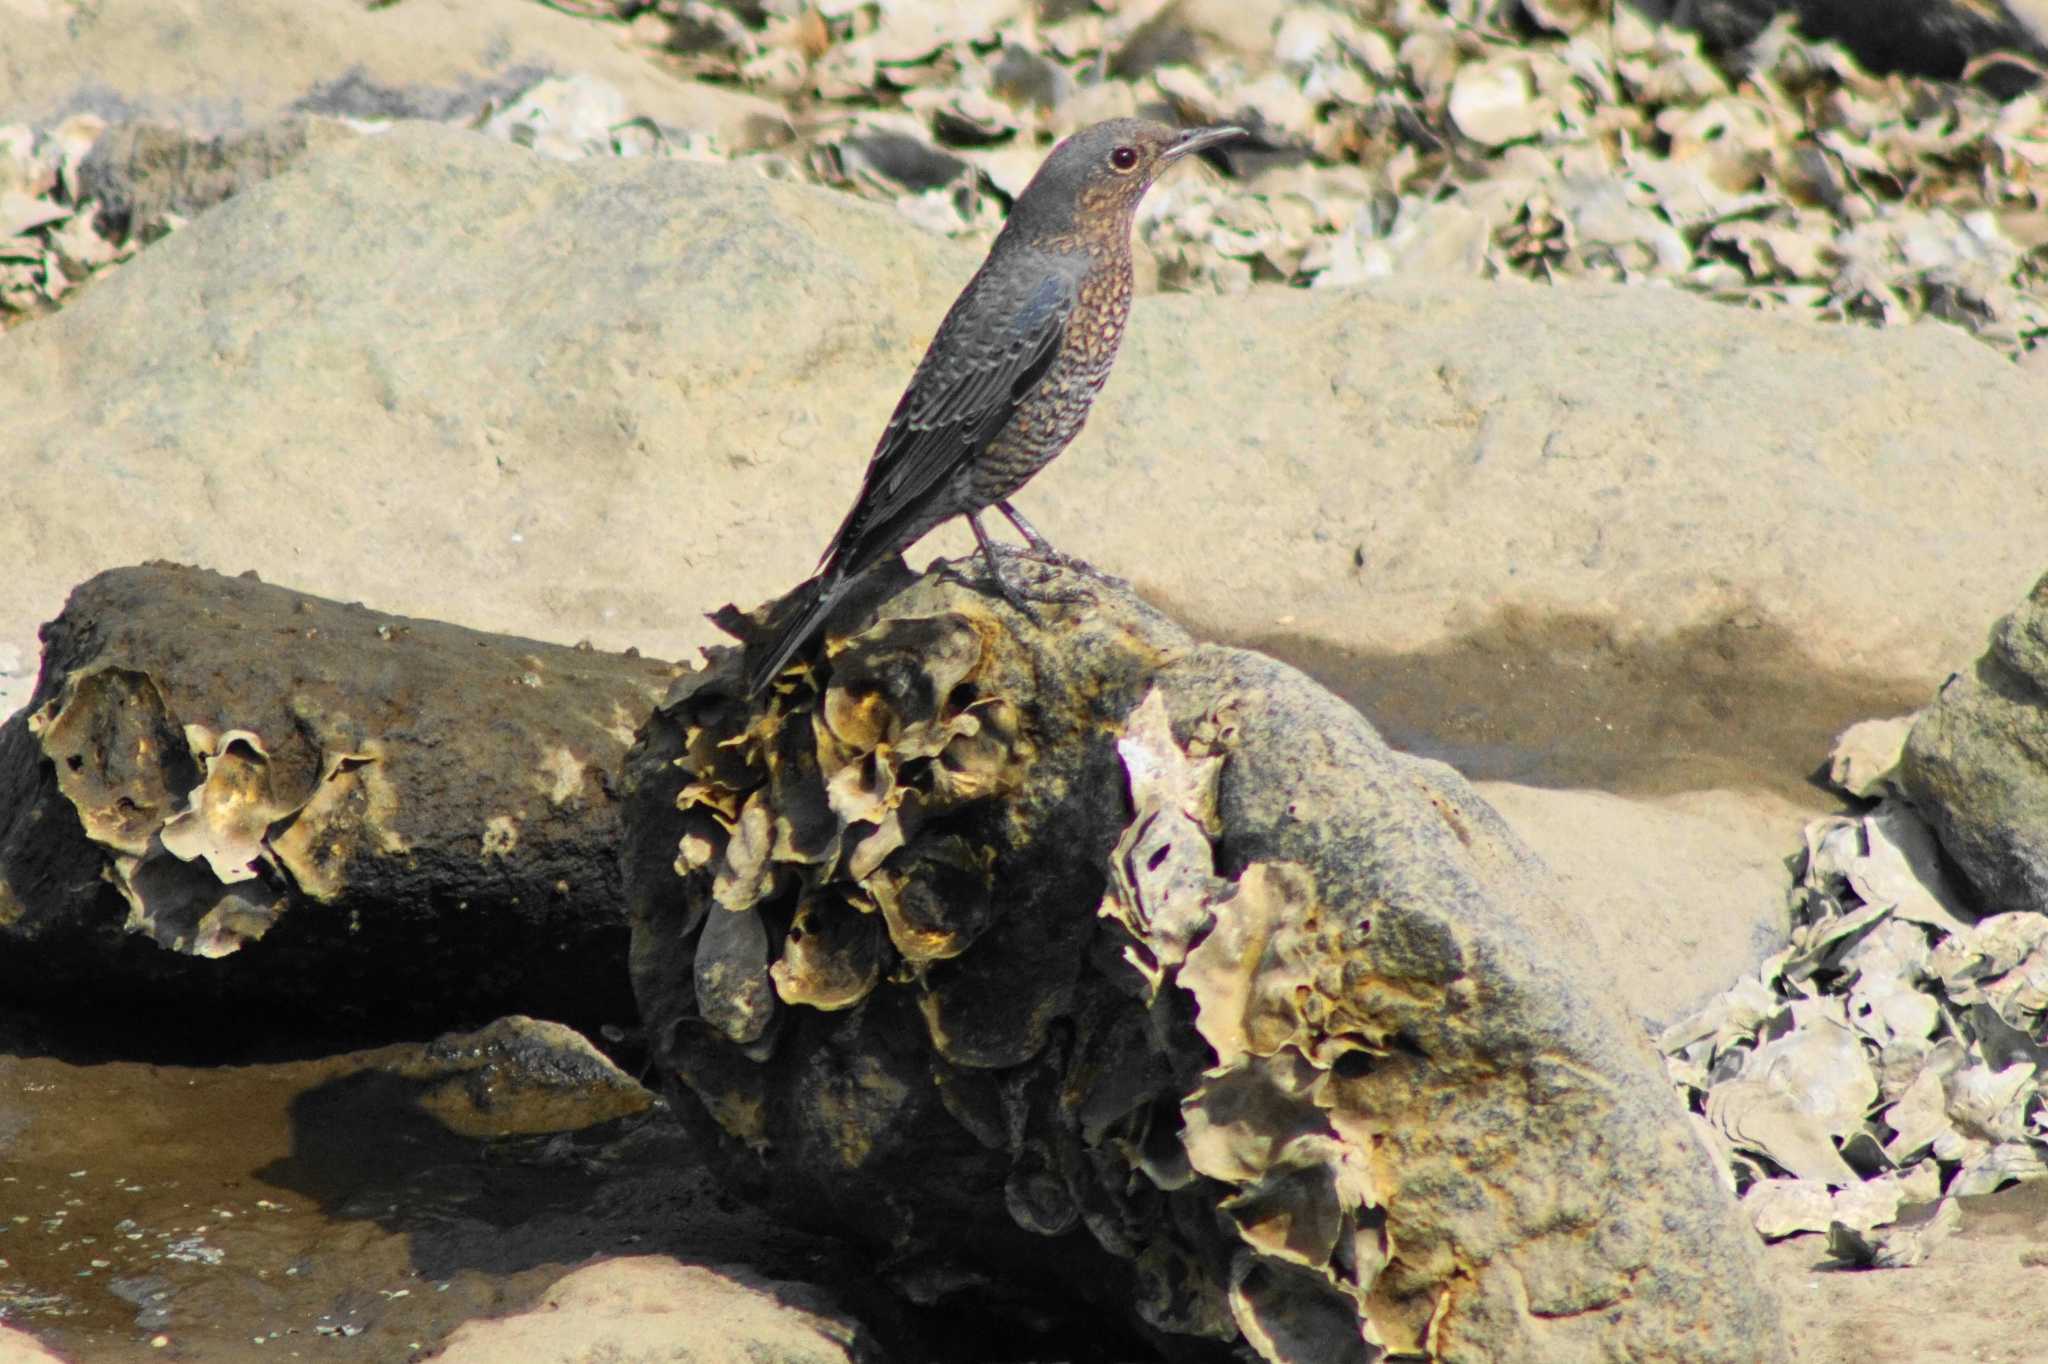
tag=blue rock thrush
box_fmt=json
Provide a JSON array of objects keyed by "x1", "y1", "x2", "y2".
[{"x1": 744, "y1": 117, "x2": 1244, "y2": 698}]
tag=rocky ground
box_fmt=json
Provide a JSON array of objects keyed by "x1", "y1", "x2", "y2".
[{"x1": 4, "y1": 2, "x2": 2048, "y2": 1361}]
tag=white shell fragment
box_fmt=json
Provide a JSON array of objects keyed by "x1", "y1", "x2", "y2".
[
  {"x1": 1661, "y1": 795, "x2": 2048, "y2": 1252},
  {"x1": 1827, "y1": 715, "x2": 1917, "y2": 798},
  {"x1": 1448, "y1": 58, "x2": 1551, "y2": 147},
  {"x1": 1099, "y1": 689, "x2": 1227, "y2": 995},
  {"x1": 1826, "y1": 1197, "x2": 1961, "y2": 1268},
  {"x1": 478, "y1": 76, "x2": 630, "y2": 161}
]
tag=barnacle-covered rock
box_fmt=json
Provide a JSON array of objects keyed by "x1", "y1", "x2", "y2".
[
  {"x1": 623, "y1": 558, "x2": 1787, "y2": 1361},
  {"x1": 0, "y1": 564, "x2": 678, "y2": 1036}
]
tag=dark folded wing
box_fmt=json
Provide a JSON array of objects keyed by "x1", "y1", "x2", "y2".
[{"x1": 822, "y1": 266, "x2": 1075, "y2": 577}]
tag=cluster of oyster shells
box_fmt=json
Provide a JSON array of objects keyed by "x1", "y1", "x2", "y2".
[
  {"x1": 623, "y1": 0, "x2": 2048, "y2": 354},
  {"x1": 1659, "y1": 718, "x2": 2048, "y2": 1264},
  {"x1": 0, "y1": 116, "x2": 141, "y2": 321}
]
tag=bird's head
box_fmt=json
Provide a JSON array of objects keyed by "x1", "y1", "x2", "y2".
[{"x1": 1006, "y1": 118, "x2": 1246, "y2": 242}]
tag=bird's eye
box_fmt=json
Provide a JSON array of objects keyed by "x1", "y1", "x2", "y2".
[{"x1": 1109, "y1": 146, "x2": 1139, "y2": 172}]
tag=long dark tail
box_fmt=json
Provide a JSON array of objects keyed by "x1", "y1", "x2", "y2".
[{"x1": 744, "y1": 574, "x2": 842, "y2": 699}]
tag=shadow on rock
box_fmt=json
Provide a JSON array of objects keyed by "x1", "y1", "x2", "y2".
[{"x1": 1186, "y1": 601, "x2": 1928, "y2": 801}]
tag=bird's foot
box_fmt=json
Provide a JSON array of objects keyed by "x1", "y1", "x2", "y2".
[
  {"x1": 967, "y1": 511, "x2": 1098, "y2": 620},
  {"x1": 987, "y1": 547, "x2": 1099, "y2": 609},
  {"x1": 947, "y1": 547, "x2": 1094, "y2": 623},
  {"x1": 1016, "y1": 542, "x2": 1090, "y2": 572}
]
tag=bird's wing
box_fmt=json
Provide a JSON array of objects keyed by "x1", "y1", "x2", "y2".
[{"x1": 820, "y1": 264, "x2": 1077, "y2": 576}]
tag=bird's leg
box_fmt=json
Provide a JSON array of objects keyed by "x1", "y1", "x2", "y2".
[
  {"x1": 997, "y1": 502, "x2": 1098, "y2": 575},
  {"x1": 995, "y1": 500, "x2": 1117, "y2": 600},
  {"x1": 967, "y1": 513, "x2": 1047, "y2": 624},
  {"x1": 995, "y1": 501, "x2": 1062, "y2": 560},
  {"x1": 971, "y1": 511, "x2": 1096, "y2": 610}
]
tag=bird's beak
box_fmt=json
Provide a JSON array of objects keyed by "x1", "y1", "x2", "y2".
[{"x1": 1161, "y1": 124, "x2": 1248, "y2": 162}]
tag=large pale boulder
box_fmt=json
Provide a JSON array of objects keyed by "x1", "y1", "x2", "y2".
[{"x1": 2, "y1": 121, "x2": 2034, "y2": 788}]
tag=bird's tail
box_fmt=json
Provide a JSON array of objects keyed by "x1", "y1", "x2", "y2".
[{"x1": 744, "y1": 574, "x2": 841, "y2": 699}]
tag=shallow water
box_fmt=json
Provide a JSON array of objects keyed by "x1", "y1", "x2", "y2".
[{"x1": 0, "y1": 1028, "x2": 815, "y2": 1362}]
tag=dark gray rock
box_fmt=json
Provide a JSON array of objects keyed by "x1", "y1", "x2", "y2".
[
  {"x1": 1901, "y1": 570, "x2": 2048, "y2": 915},
  {"x1": 0, "y1": 564, "x2": 678, "y2": 1042},
  {"x1": 1644, "y1": 0, "x2": 2048, "y2": 84}
]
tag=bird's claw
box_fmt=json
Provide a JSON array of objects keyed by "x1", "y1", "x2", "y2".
[
  {"x1": 982, "y1": 557, "x2": 1047, "y2": 625},
  {"x1": 965, "y1": 546, "x2": 1097, "y2": 622}
]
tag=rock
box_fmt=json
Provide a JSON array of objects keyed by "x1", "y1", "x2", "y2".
[
  {"x1": 1899, "y1": 570, "x2": 2048, "y2": 915},
  {"x1": 0, "y1": 0, "x2": 789, "y2": 149},
  {"x1": 621, "y1": 561, "x2": 1789, "y2": 1362},
  {"x1": 1644, "y1": 1, "x2": 2048, "y2": 81},
  {"x1": 422, "y1": 1257, "x2": 869, "y2": 1364},
  {"x1": 0, "y1": 123, "x2": 956, "y2": 726},
  {"x1": 0, "y1": 564, "x2": 676, "y2": 1038},
  {"x1": 3, "y1": 124, "x2": 2038, "y2": 806},
  {"x1": 0, "y1": 1325, "x2": 67, "y2": 1363},
  {"x1": 1472, "y1": 783, "x2": 1802, "y2": 1026},
  {"x1": 403, "y1": 1015, "x2": 653, "y2": 1137},
  {"x1": 1827, "y1": 714, "x2": 1917, "y2": 799},
  {"x1": 77, "y1": 116, "x2": 362, "y2": 239}
]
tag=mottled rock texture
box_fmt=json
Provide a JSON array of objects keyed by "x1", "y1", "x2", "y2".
[
  {"x1": 76, "y1": 116, "x2": 359, "y2": 239},
  {"x1": 622, "y1": 561, "x2": 1788, "y2": 1363},
  {"x1": 1901, "y1": 570, "x2": 2048, "y2": 916},
  {"x1": 0, "y1": 564, "x2": 675, "y2": 1037}
]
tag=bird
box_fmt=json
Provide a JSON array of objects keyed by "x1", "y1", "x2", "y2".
[{"x1": 744, "y1": 117, "x2": 1245, "y2": 699}]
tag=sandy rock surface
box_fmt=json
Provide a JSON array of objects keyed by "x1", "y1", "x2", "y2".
[
  {"x1": 1473, "y1": 782, "x2": 1806, "y2": 1023},
  {"x1": 422, "y1": 1256, "x2": 868, "y2": 1364}
]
